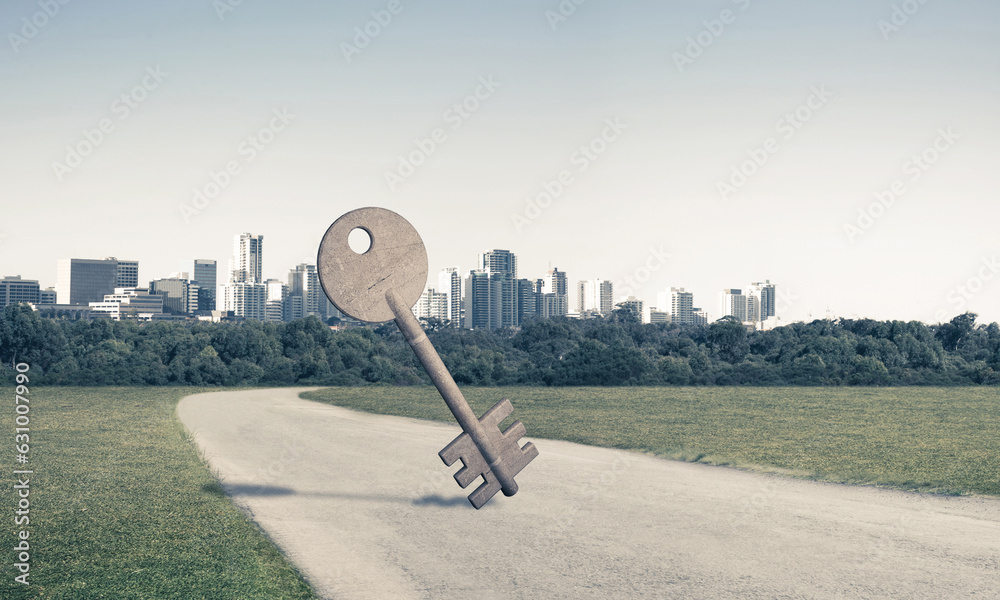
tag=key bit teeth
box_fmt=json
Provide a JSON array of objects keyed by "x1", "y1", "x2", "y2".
[
  {"x1": 440, "y1": 432, "x2": 486, "y2": 489},
  {"x1": 480, "y1": 398, "x2": 514, "y2": 429},
  {"x1": 469, "y1": 471, "x2": 501, "y2": 509},
  {"x1": 502, "y1": 419, "x2": 527, "y2": 441}
]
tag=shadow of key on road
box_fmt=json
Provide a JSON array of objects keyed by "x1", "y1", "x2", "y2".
[
  {"x1": 412, "y1": 494, "x2": 475, "y2": 508},
  {"x1": 206, "y1": 481, "x2": 440, "y2": 505}
]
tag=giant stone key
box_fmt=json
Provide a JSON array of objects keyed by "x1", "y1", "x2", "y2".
[{"x1": 317, "y1": 207, "x2": 538, "y2": 509}]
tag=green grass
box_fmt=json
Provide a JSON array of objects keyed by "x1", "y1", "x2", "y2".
[
  {"x1": 301, "y1": 386, "x2": 1000, "y2": 497},
  {"x1": 2, "y1": 387, "x2": 319, "y2": 600}
]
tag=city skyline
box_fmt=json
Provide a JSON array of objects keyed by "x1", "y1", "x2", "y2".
[
  {"x1": 4, "y1": 235, "x2": 783, "y2": 326},
  {"x1": 1, "y1": 1, "x2": 997, "y2": 325},
  {"x1": 0, "y1": 231, "x2": 989, "y2": 327}
]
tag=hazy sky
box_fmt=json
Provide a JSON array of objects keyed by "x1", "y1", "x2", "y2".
[{"x1": 2, "y1": 0, "x2": 998, "y2": 324}]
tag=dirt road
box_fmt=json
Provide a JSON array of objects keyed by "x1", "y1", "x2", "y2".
[{"x1": 177, "y1": 388, "x2": 1000, "y2": 599}]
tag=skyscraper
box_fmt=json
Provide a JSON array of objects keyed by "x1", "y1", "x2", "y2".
[
  {"x1": 478, "y1": 250, "x2": 518, "y2": 328},
  {"x1": 671, "y1": 288, "x2": 695, "y2": 325},
  {"x1": 542, "y1": 267, "x2": 568, "y2": 317},
  {"x1": 718, "y1": 289, "x2": 747, "y2": 322},
  {"x1": 230, "y1": 233, "x2": 263, "y2": 284},
  {"x1": 656, "y1": 287, "x2": 695, "y2": 325},
  {"x1": 265, "y1": 278, "x2": 287, "y2": 323},
  {"x1": 746, "y1": 280, "x2": 776, "y2": 324},
  {"x1": 438, "y1": 267, "x2": 462, "y2": 327},
  {"x1": 223, "y1": 282, "x2": 267, "y2": 321},
  {"x1": 516, "y1": 278, "x2": 538, "y2": 323},
  {"x1": 223, "y1": 233, "x2": 266, "y2": 320},
  {"x1": 287, "y1": 263, "x2": 322, "y2": 320},
  {"x1": 191, "y1": 259, "x2": 218, "y2": 312},
  {"x1": 578, "y1": 279, "x2": 613, "y2": 315},
  {"x1": 479, "y1": 249, "x2": 516, "y2": 278},
  {"x1": 464, "y1": 269, "x2": 502, "y2": 330},
  {"x1": 56, "y1": 258, "x2": 119, "y2": 305}
]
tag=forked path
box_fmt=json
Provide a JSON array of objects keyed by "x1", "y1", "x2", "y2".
[{"x1": 177, "y1": 389, "x2": 1000, "y2": 599}]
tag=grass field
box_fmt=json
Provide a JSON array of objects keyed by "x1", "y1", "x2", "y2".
[
  {"x1": 4, "y1": 386, "x2": 996, "y2": 598},
  {"x1": 2, "y1": 387, "x2": 318, "y2": 600},
  {"x1": 301, "y1": 386, "x2": 1000, "y2": 497}
]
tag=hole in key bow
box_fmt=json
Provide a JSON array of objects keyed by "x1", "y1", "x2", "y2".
[{"x1": 348, "y1": 227, "x2": 372, "y2": 254}]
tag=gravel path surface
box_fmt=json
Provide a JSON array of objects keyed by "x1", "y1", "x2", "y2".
[{"x1": 177, "y1": 388, "x2": 1000, "y2": 599}]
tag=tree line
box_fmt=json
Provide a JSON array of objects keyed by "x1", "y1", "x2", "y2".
[{"x1": 1, "y1": 304, "x2": 998, "y2": 387}]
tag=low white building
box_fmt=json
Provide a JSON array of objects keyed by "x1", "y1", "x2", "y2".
[{"x1": 89, "y1": 287, "x2": 164, "y2": 321}]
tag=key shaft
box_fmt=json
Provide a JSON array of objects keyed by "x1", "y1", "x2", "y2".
[{"x1": 386, "y1": 288, "x2": 519, "y2": 496}]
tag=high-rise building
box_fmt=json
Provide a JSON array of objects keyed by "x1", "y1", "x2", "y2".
[
  {"x1": 655, "y1": 287, "x2": 695, "y2": 325},
  {"x1": 538, "y1": 293, "x2": 568, "y2": 318},
  {"x1": 56, "y1": 258, "x2": 119, "y2": 305},
  {"x1": 149, "y1": 277, "x2": 199, "y2": 315},
  {"x1": 286, "y1": 295, "x2": 303, "y2": 323},
  {"x1": 287, "y1": 263, "x2": 322, "y2": 320},
  {"x1": 265, "y1": 279, "x2": 287, "y2": 323},
  {"x1": 516, "y1": 278, "x2": 538, "y2": 323},
  {"x1": 479, "y1": 249, "x2": 517, "y2": 278},
  {"x1": 693, "y1": 307, "x2": 709, "y2": 326},
  {"x1": 464, "y1": 269, "x2": 501, "y2": 330},
  {"x1": 413, "y1": 288, "x2": 449, "y2": 321},
  {"x1": 578, "y1": 279, "x2": 614, "y2": 315},
  {"x1": 438, "y1": 267, "x2": 462, "y2": 327},
  {"x1": 746, "y1": 280, "x2": 776, "y2": 324},
  {"x1": 224, "y1": 282, "x2": 267, "y2": 321},
  {"x1": 223, "y1": 233, "x2": 266, "y2": 321},
  {"x1": 191, "y1": 259, "x2": 218, "y2": 312},
  {"x1": 543, "y1": 267, "x2": 568, "y2": 317},
  {"x1": 107, "y1": 258, "x2": 139, "y2": 288},
  {"x1": 230, "y1": 233, "x2": 263, "y2": 284},
  {"x1": 718, "y1": 288, "x2": 747, "y2": 322},
  {"x1": 478, "y1": 250, "x2": 518, "y2": 328},
  {"x1": 0, "y1": 276, "x2": 40, "y2": 309}
]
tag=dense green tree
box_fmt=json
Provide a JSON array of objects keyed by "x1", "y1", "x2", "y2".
[
  {"x1": 2, "y1": 305, "x2": 1000, "y2": 387},
  {"x1": 0, "y1": 304, "x2": 67, "y2": 371},
  {"x1": 706, "y1": 318, "x2": 749, "y2": 364}
]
